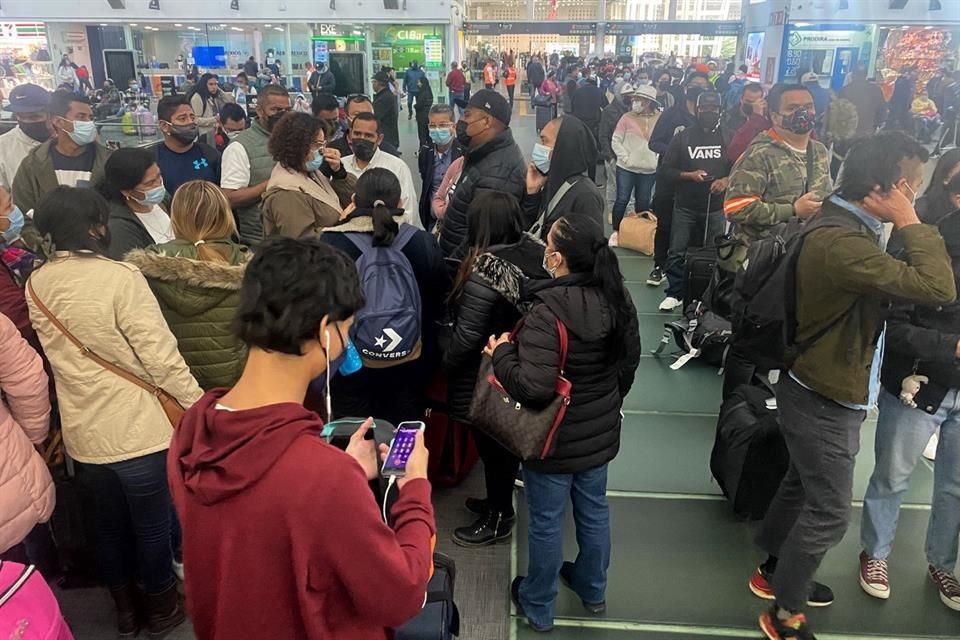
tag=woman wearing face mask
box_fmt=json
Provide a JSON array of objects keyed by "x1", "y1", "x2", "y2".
[
  {"x1": 190, "y1": 73, "x2": 234, "y2": 141},
  {"x1": 917, "y1": 149, "x2": 960, "y2": 224},
  {"x1": 653, "y1": 70, "x2": 676, "y2": 110},
  {"x1": 261, "y1": 111, "x2": 356, "y2": 239},
  {"x1": 540, "y1": 70, "x2": 561, "y2": 118},
  {"x1": 126, "y1": 180, "x2": 250, "y2": 391},
  {"x1": 446, "y1": 192, "x2": 549, "y2": 547},
  {"x1": 98, "y1": 147, "x2": 174, "y2": 260},
  {"x1": 322, "y1": 168, "x2": 445, "y2": 427},
  {"x1": 26, "y1": 186, "x2": 202, "y2": 637},
  {"x1": 486, "y1": 215, "x2": 641, "y2": 633},
  {"x1": 609, "y1": 84, "x2": 661, "y2": 246}
]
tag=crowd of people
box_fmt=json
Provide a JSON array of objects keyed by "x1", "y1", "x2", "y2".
[{"x1": 0, "y1": 44, "x2": 958, "y2": 640}]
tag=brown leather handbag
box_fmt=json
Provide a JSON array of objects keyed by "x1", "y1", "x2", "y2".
[
  {"x1": 467, "y1": 318, "x2": 572, "y2": 461},
  {"x1": 27, "y1": 279, "x2": 186, "y2": 427}
]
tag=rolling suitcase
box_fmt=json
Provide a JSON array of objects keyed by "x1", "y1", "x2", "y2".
[
  {"x1": 395, "y1": 553, "x2": 460, "y2": 639},
  {"x1": 423, "y1": 373, "x2": 478, "y2": 487},
  {"x1": 535, "y1": 104, "x2": 553, "y2": 132},
  {"x1": 710, "y1": 380, "x2": 789, "y2": 520},
  {"x1": 682, "y1": 193, "x2": 722, "y2": 305}
]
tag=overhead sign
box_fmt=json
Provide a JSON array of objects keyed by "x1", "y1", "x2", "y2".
[
  {"x1": 463, "y1": 22, "x2": 597, "y2": 36},
  {"x1": 423, "y1": 37, "x2": 443, "y2": 66},
  {"x1": 603, "y1": 22, "x2": 741, "y2": 37}
]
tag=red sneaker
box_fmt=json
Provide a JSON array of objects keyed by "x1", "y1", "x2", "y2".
[
  {"x1": 759, "y1": 606, "x2": 817, "y2": 640},
  {"x1": 749, "y1": 566, "x2": 835, "y2": 607}
]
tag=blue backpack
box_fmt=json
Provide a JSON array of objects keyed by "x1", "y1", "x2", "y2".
[
  {"x1": 346, "y1": 225, "x2": 423, "y2": 367},
  {"x1": 724, "y1": 78, "x2": 746, "y2": 109}
]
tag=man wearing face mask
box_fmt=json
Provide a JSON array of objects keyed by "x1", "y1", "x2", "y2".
[
  {"x1": 438, "y1": 89, "x2": 526, "y2": 259},
  {"x1": 220, "y1": 84, "x2": 291, "y2": 245},
  {"x1": 723, "y1": 82, "x2": 765, "y2": 138},
  {"x1": 213, "y1": 103, "x2": 247, "y2": 154},
  {"x1": 720, "y1": 83, "x2": 833, "y2": 398},
  {"x1": 646, "y1": 72, "x2": 713, "y2": 287},
  {"x1": 658, "y1": 91, "x2": 733, "y2": 312},
  {"x1": 417, "y1": 104, "x2": 462, "y2": 230},
  {"x1": 155, "y1": 96, "x2": 222, "y2": 198},
  {"x1": 328, "y1": 95, "x2": 402, "y2": 160},
  {"x1": 750, "y1": 131, "x2": 956, "y2": 640},
  {"x1": 0, "y1": 84, "x2": 51, "y2": 191},
  {"x1": 13, "y1": 90, "x2": 111, "y2": 250},
  {"x1": 341, "y1": 113, "x2": 421, "y2": 229},
  {"x1": 522, "y1": 116, "x2": 604, "y2": 241}
]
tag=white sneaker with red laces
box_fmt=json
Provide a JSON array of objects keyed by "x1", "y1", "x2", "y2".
[
  {"x1": 929, "y1": 565, "x2": 960, "y2": 611},
  {"x1": 608, "y1": 232, "x2": 619, "y2": 247},
  {"x1": 859, "y1": 551, "x2": 890, "y2": 599}
]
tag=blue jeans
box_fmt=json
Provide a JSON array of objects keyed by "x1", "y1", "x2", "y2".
[
  {"x1": 407, "y1": 90, "x2": 417, "y2": 113},
  {"x1": 664, "y1": 205, "x2": 725, "y2": 299},
  {"x1": 518, "y1": 464, "x2": 610, "y2": 627},
  {"x1": 449, "y1": 91, "x2": 464, "y2": 117},
  {"x1": 77, "y1": 450, "x2": 176, "y2": 594},
  {"x1": 861, "y1": 388, "x2": 960, "y2": 571},
  {"x1": 612, "y1": 167, "x2": 655, "y2": 231}
]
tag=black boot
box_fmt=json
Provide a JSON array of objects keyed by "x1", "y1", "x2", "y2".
[
  {"x1": 145, "y1": 583, "x2": 186, "y2": 636},
  {"x1": 108, "y1": 586, "x2": 140, "y2": 637},
  {"x1": 452, "y1": 510, "x2": 514, "y2": 547}
]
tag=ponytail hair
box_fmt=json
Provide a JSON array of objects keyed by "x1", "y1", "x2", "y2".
[
  {"x1": 169, "y1": 180, "x2": 237, "y2": 262},
  {"x1": 352, "y1": 167, "x2": 401, "y2": 246},
  {"x1": 551, "y1": 215, "x2": 632, "y2": 355}
]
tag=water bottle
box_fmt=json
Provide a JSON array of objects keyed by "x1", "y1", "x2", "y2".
[{"x1": 340, "y1": 338, "x2": 362, "y2": 376}]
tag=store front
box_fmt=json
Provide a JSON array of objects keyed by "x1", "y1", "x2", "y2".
[
  {"x1": 369, "y1": 24, "x2": 447, "y2": 103},
  {"x1": 0, "y1": 22, "x2": 55, "y2": 91}
]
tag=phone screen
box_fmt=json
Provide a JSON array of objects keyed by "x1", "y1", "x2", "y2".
[{"x1": 382, "y1": 422, "x2": 424, "y2": 477}]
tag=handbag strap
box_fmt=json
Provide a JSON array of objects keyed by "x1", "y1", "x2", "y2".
[
  {"x1": 509, "y1": 316, "x2": 569, "y2": 375},
  {"x1": 26, "y1": 278, "x2": 164, "y2": 398}
]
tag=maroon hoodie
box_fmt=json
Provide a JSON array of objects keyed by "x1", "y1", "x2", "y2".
[{"x1": 168, "y1": 389, "x2": 436, "y2": 640}]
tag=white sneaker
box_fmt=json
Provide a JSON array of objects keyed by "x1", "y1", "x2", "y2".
[
  {"x1": 172, "y1": 559, "x2": 184, "y2": 581},
  {"x1": 659, "y1": 296, "x2": 683, "y2": 312},
  {"x1": 608, "y1": 232, "x2": 619, "y2": 247},
  {"x1": 923, "y1": 431, "x2": 939, "y2": 462}
]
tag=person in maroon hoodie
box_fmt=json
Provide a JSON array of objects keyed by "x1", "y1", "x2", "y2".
[{"x1": 168, "y1": 237, "x2": 437, "y2": 640}]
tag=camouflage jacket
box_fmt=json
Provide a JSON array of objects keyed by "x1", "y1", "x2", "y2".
[{"x1": 719, "y1": 129, "x2": 833, "y2": 271}]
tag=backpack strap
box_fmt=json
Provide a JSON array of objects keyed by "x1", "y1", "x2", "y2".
[
  {"x1": 804, "y1": 141, "x2": 815, "y2": 194},
  {"x1": 529, "y1": 177, "x2": 580, "y2": 238},
  {"x1": 0, "y1": 563, "x2": 36, "y2": 608},
  {"x1": 345, "y1": 224, "x2": 419, "y2": 254}
]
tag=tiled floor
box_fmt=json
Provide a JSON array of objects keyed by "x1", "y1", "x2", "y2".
[{"x1": 54, "y1": 100, "x2": 953, "y2": 640}]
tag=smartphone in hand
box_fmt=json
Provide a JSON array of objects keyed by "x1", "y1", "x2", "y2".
[{"x1": 381, "y1": 421, "x2": 426, "y2": 477}]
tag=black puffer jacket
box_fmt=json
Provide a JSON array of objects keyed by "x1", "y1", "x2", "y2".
[
  {"x1": 491, "y1": 274, "x2": 642, "y2": 474},
  {"x1": 444, "y1": 237, "x2": 549, "y2": 420},
  {"x1": 881, "y1": 209, "x2": 960, "y2": 414},
  {"x1": 437, "y1": 129, "x2": 526, "y2": 258}
]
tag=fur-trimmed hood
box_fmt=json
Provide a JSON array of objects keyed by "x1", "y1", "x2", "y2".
[
  {"x1": 126, "y1": 242, "x2": 250, "y2": 317},
  {"x1": 472, "y1": 235, "x2": 550, "y2": 307},
  {"x1": 321, "y1": 211, "x2": 407, "y2": 235}
]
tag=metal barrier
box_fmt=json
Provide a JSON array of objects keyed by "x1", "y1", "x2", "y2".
[{"x1": 95, "y1": 119, "x2": 163, "y2": 150}]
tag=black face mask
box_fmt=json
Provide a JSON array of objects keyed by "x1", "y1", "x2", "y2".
[
  {"x1": 20, "y1": 121, "x2": 50, "y2": 143},
  {"x1": 686, "y1": 86, "x2": 704, "y2": 103},
  {"x1": 455, "y1": 120, "x2": 473, "y2": 147},
  {"x1": 266, "y1": 112, "x2": 286, "y2": 131},
  {"x1": 741, "y1": 102, "x2": 753, "y2": 116},
  {"x1": 352, "y1": 139, "x2": 377, "y2": 162},
  {"x1": 167, "y1": 123, "x2": 198, "y2": 146},
  {"x1": 698, "y1": 112, "x2": 720, "y2": 131},
  {"x1": 659, "y1": 80, "x2": 671, "y2": 90}
]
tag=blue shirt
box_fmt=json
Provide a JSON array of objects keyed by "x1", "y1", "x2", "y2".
[
  {"x1": 430, "y1": 147, "x2": 453, "y2": 201},
  {"x1": 791, "y1": 195, "x2": 886, "y2": 410},
  {"x1": 156, "y1": 142, "x2": 221, "y2": 197}
]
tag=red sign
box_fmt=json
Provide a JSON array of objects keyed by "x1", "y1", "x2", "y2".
[{"x1": 769, "y1": 10, "x2": 785, "y2": 26}]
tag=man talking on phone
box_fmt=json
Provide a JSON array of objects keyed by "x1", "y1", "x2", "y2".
[{"x1": 720, "y1": 83, "x2": 833, "y2": 397}]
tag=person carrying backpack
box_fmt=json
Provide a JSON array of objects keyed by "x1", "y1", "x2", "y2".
[
  {"x1": 745, "y1": 132, "x2": 956, "y2": 640},
  {"x1": 322, "y1": 168, "x2": 446, "y2": 425}
]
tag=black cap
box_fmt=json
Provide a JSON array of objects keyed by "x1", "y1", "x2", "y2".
[
  {"x1": 7, "y1": 83, "x2": 50, "y2": 113},
  {"x1": 696, "y1": 91, "x2": 722, "y2": 110},
  {"x1": 467, "y1": 89, "x2": 511, "y2": 126},
  {"x1": 372, "y1": 70, "x2": 391, "y2": 84}
]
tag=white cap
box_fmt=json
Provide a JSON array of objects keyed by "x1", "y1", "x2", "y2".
[
  {"x1": 801, "y1": 71, "x2": 818, "y2": 83},
  {"x1": 632, "y1": 83, "x2": 661, "y2": 107}
]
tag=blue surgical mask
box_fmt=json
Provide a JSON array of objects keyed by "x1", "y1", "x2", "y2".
[
  {"x1": 532, "y1": 143, "x2": 552, "y2": 174},
  {"x1": 429, "y1": 127, "x2": 453, "y2": 146},
  {"x1": 65, "y1": 119, "x2": 97, "y2": 146},
  {"x1": 134, "y1": 184, "x2": 167, "y2": 206},
  {"x1": 305, "y1": 149, "x2": 325, "y2": 173},
  {"x1": 1, "y1": 206, "x2": 25, "y2": 245}
]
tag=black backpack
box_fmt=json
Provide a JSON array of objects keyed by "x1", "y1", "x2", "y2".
[
  {"x1": 731, "y1": 212, "x2": 862, "y2": 371},
  {"x1": 656, "y1": 301, "x2": 733, "y2": 371}
]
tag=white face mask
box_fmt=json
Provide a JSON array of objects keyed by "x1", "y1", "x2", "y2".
[
  {"x1": 902, "y1": 181, "x2": 918, "y2": 206},
  {"x1": 542, "y1": 250, "x2": 558, "y2": 277},
  {"x1": 632, "y1": 100, "x2": 648, "y2": 114}
]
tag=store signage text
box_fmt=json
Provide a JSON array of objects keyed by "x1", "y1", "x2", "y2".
[
  {"x1": 463, "y1": 22, "x2": 596, "y2": 36},
  {"x1": 319, "y1": 24, "x2": 341, "y2": 36},
  {"x1": 604, "y1": 21, "x2": 740, "y2": 37}
]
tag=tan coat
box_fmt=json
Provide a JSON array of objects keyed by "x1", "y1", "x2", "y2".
[
  {"x1": 261, "y1": 164, "x2": 356, "y2": 239},
  {"x1": 0, "y1": 314, "x2": 54, "y2": 553},
  {"x1": 27, "y1": 252, "x2": 203, "y2": 464}
]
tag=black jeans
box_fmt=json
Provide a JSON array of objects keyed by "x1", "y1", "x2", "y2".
[
  {"x1": 664, "y1": 205, "x2": 724, "y2": 299},
  {"x1": 473, "y1": 429, "x2": 519, "y2": 515},
  {"x1": 755, "y1": 375, "x2": 866, "y2": 611},
  {"x1": 506, "y1": 84, "x2": 515, "y2": 107},
  {"x1": 76, "y1": 451, "x2": 176, "y2": 594},
  {"x1": 652, "y1": 185, "x2": 674, "y2": 269}
]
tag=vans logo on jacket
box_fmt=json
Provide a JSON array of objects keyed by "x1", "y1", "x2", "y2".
[{"x1": 687, "y1": 145, "x2": 723, "y2": 160}]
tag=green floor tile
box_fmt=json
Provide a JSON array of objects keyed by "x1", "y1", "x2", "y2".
[
  {"x1": 626, "y1": 282, "x2": 676, "y2": 315},
  {"x1": 623, "y1": 357, "x2": 723, "y2": 414},
  {"x1": 613, "y1": 413, "x2": 934, "y2": 505},
  {"x1": 516, "y1": 624, "x2": 758, "y2": 639},
  {"x1": 515, "y1": 497, "x2": 955, "y2": 638}
]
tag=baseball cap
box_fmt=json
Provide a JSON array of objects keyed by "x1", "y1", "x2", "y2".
[
  {"x1": 696, "y1": 91, "x2": 723, "y2": 110},
  {"x1": 801, "y1": 71, "x2": 818, "y2": 83},
  {"x1": 466, "y1": 89, "x2": 511, "y2": 126},
  {"x1": 7, "y1": 83, "x2": 50, "y2": 113},
  {"x1": 372, "y1": 70, "x2": 392, "y2": 84}
]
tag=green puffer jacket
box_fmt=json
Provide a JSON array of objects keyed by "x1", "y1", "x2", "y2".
[{"x1": 126, "y1": 241, "x2": 250, "y2": 390}]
